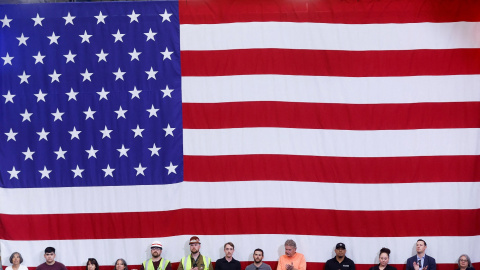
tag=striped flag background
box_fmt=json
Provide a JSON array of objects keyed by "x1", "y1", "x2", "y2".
[{"x1": 1, "y1": 1, "x2": 480, "y2": 270}]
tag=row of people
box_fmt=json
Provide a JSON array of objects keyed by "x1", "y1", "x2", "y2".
[{"x1": 5, "y1": 238, "x2": 476, "y2": 270}]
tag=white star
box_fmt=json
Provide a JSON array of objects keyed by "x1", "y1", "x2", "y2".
[
  {"x1": 79, "y1": 30, "x2": 92, "y2": 43},
  {"x1": 72, "y1": 165, "x2": 84, "y2": 178},
  {"x1": 83, "y1": 106, "x2": 96, "y2": 120},
  {"x1": 95, "y1": 11, "x2": 107, "y2": 24},
  {"x1": 97, "y1": 87, "x2": 109, "y2": 100},
  {"x1": 129, "y1": 86, "x2": 142, "y2": 99},
  {"x1": 165, "y1": 162, "x2": 178, "y2": 175},
  {"x1": 132, "y1": 125, "x2": 144, "y2": 138},
  {"x1": 2, "y1": 52, "x2": 14, "y2": 66},
  {"x1": 146, "y1": 105, "x2": 159, "y2": 118},
  {"x1": 102, "y1": 164, "x2": 115, "y2": 178},
  {"x1": 160, "y1": 9, "x2": 172, "y2": 22},
  {"x1": 64, "y1": 50, "x2": 76, "y2": 63},
  {"x1": 34, "y1": 89, "x2": 47, "y2": 102},
  {"x1": 117, "y1": 144, "x2": 130, "y2": 157},
  {"x1": 148, "y1": 143, "x2": 161, "y2": 156},
  {"x1": 7, "y1": 167, "x2": 20, "y2": 179},
  {"x1": 113, "y1": 67, "x2": 126, "y2": 81},
  {"x1": 18, "y1": 71, "x2": 31, "y2": 84},
  {"x1": 85, "y1": 145, "x2": 99, "y2": 159},
  {"x1": 161, "y1": 85, "x2": 174, "y2": 98},
  {"x1": 69, "y1": 126, "x2": 81, "y2": 140},
  {"x1": 22, "y1": 147, "x2": 35, "y2": 160},
  {"x1": 47, "y1": 32, "x2": 60, "y2": 45},
  {"x1": 66, "y1": 88, "x2": 78, "y2": 101},
  {"x1": 33, "y1": 51, "x2": 46, "y2": 64},
  {"x1": 1, "y1": 15, "x2": 12, "y2": 28},
  {"x1": 96, "y1": 49, "x2": 108, "y2": 62},
  {"x1": 145, "y1": 67, "x2": 158, "y2": 80},
  {"x1": 63, "y1": 12, "x2": 75, "y2": 25},
  {"x1": 17, "y1": 33, "x2": 29, "y2": 46},
  {"x1": 163, "y1": 124, "x2": 175, "y2": 137},
  {"x1": 20, "y1": 109, "x2": 33, "y2": 122},
  {"x1": 3, "y1": 90, "x2": 15, "y2": 103},
  {"x1": 54, "y1": 146, "x2": 67, "y2": 160},
  {"x1": 112, "y1": 29, "x2": 125, "y2": 43},
  {"x1": 49, "y1": 70, "x2": 61, "y2": 83},
  {"x1": 144, "y1": 28, "x2": 157, "y2": 41},
  {"x1": 100, "y1": 126, "x2": 112, "y2": 139},
  {"x1": 32, "y1": 13, "x2": 45, "y2": 26},
  {"x1": 80, "y1": 68, "x2": 93, "y2": 82},
  {"x1": 114, "y1": 106, "x2": 127, "y2": 119},
  {"x1": 5, "y1": 128, "x2": 18, "y2": 141},
  {"x1": 37, "y1": 128, "x2": 49, "y2": 141},
  {"x1": 134, "y1": 163, "x2": 147, "y2": 176},
  {"x1": 39, "y1": 166, "x2": 52, "y2": 179},
  {"x1": 161, "y1": 47, "x2": 173, "y2": 60},
  {"x1": 127, "y1": 10, "x2": 140, "y2": 23},
  {"x1": 51, "y1": 108, "x2": 65, "y2": 121},
  {"x1": 128, "y1": 48, "x2": 141, "y2": 61}
]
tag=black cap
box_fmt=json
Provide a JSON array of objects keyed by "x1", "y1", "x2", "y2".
[{"x1": 336, "y1": 243, "x2": 346, "y2": 249}]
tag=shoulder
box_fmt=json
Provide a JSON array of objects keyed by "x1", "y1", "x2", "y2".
[
  {"x1": 368, "y1": 265, "x2": 377, "y2": 270},
  {"x1": 345, "y1": 257, "x2": 355, "y2": 264},
  {"x1": 425, "y1": 255, "x2": 436, "y2": 262},
  {"x1": 386, "y1": 265, "x2": 397, "y2": 270},
  {"x1": 296, "y1": 253, "x2": 306, "y2": 259},
  {"x1": 407, "y1": 256, "x2": 416, "y2": 262},
  {"x1": 20, "y1": 265, "x2": 29, "y2": 270},
  {"x1": 326, "y1": 258, "x2": 336, "y2": 263}
]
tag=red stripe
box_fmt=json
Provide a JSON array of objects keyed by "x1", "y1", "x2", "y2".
[
  {"x1": 1, "y1": 208, "x2": 478, "y2": 241},
  {"x1": 184, "y1": 155, "x2": 480, "y2": 183},
  {"x1": 179, "y1": 0, "x2": 480, "y2": 24},
  {"x1": 181, "y1": 49, "x2": 480, "y2": 77},
  {"x1": 183, "y1": 102, "x2": 480, "y2": 130}
]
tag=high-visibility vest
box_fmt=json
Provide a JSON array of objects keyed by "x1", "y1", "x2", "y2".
[
  {"x1": 143, "y1": 258, "x2": 170, "y2": 270},
  {"x1": 181, "y1": 255, "x2": 210, "y2": 270}
]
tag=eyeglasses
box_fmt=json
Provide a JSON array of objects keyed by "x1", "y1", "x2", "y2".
[{"x1": 460, "y1": 260, "x2": 468, "y2": 262}]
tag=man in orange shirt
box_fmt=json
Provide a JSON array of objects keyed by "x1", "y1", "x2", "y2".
[{"x1": 277, "y1": 240, "x2": 306, "y2": 270}]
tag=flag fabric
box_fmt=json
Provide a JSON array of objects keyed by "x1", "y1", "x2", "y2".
[{"x1": 1, "y1": 1, "x2": 480, "y2": 270}]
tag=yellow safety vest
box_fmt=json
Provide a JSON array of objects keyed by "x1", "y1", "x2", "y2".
[
  {"x1": 181, "y1": 255, "x2": 210, "y2": 270},
  {"x1": 143, "y1": 258, "x2": 170, "y2": 270}
]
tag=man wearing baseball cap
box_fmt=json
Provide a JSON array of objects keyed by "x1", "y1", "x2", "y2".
[
  {"x1": 325, "y1": 243, "x2": 356, "y2": 270},
  {"x1": 141, "y1": 241, "x2": 172, "y2": 270},
  {"x1": 178, "y1": 236, "x2": 214, "y2": 270}
]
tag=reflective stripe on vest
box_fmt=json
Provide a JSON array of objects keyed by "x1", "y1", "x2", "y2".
[
  {"x1": 143, "y1": 258, "x2": 170, "y2": 270},
  {"x1": 181, "y1": 255, "x2": 210, "y2": 270}
]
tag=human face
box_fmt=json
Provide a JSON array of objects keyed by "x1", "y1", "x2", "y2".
[
  {"x1": 44, "y1": 252, "x2": 56, "y2": 265},
  {"x1": 284, "y1": 245, "x2": 296, "y2": 257},
  {"x1": 253, "y1": 251, "x2": 264, "y2": 263},
  {"x1": 151, "y1": 247, "x2": 162, "y2": 258},
  {"x1": 190, "y1": 243, "x2": 200, "y2": 254},
  {"x1": 12, "y1": 254, "x2": 21, "y2": 266},
  {"x1": 224, "y1": 244, "x2": 234, "y2": 259},
  {"x1": 459, "y1": 256, "x2": 469, "y2": 269},
  {"x1": 116, "y1": 260, "x2": 125, "y2": 270},
  {"x1": 88, "y1": 262, "x2": 96, "y2": 270},
  {"x1": 335, "y1": 248, "x2": 346, "y2": 259},
  {"x1": 416, "y1": 241, "x2": 426, "y2": 254},
  {"x1": 379, "y1": 253, "x2": 389, "y2": 267}
]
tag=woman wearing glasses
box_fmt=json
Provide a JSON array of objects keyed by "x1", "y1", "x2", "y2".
[{"x1": 456, "y1": 255, "x2": 475, "y2": 270}]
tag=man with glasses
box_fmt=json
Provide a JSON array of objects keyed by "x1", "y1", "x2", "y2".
[
  {"x1": 178, "y1": 236, "x2": 214, "y2": 270},
  {"x1": 141, "y1": 241, "x2": 172, "y2": 270},
  {"x1": 406, "y1": 239, "x2": 436, "y2": 270},
  {"x1": 245, "y1": 249, "x2": 272, "y2": 270}
]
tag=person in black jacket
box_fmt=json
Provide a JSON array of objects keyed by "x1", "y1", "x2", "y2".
[
  {"x1": 369, "y1": 248, "x2": 397, "y2": 270},
  {"x1": 455, "y1": 254, "x2": 475, "y2": 270}
]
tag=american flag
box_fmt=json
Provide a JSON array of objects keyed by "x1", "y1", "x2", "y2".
[{"x1": 1, "y1": 1, "x2": 479, "y2": 270}]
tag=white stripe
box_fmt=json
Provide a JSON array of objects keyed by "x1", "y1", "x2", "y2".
[
  {"x1": 182, "y1": 75, "x2": 480, "y2": 104},
  {"x1": 180, "y1": 22, "x2": 480, "y2": 51},
  {"x1": 2, "y1": 235, "x2": 479, "y2": 267},
  {"x1": 184, "y1": 128, "x2": 480, "y2": 157},
  {"x1": 1, "y1": 181, "x2": 479, "y2": 214}
]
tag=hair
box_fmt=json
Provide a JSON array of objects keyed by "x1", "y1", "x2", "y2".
[
  {"x1": 254, "y1": 248, "x2": 264, "y2": 257},
  {"x1": 224, "y1": 242, "x2": 235, "y2": 249},
  {"x1": 417, "y1": 239, "x2": 427, "y2": 246},
  {"x1": 115, "y1": 258, "x2": 128, "y2": 270},
  {"x1": 284, "y1": 239, "x2": 297, "y2": 248},
  {"x1": 87, "y1": 258, "x2": 99, "y2": 270},
  {"x1": 379, "y1": 248, "x2": 391, "y2": 258},
  {"x1": 9, "y1": 252, "x2": 23, "y2": 264},
  {"x1": 45, "y1": 247, "x2": 56, "y2": 254},
  {"x1": 457, "y1": 254, "x2": 472, "y2": 268}
]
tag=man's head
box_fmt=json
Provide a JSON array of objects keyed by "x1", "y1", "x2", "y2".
[
  {"x1": 253, "y1": 249, "x2": 264, "y2": 264},
  {"x1": 335, "y1": 243, "x2": 346, "y2": 259},
  {"x1": 151, "y1": 241, "x2": 163, "y2": 258},
  {"x1": 189, "y1": 236, "x2": 201, "y2": 255},
  {"x1": 416, "y1": 239, "x2": 427, "y2": 255},
  {"x1": 224, "y1": 242, "x2": 234, "y2": 259},
  {"x1": 284, "y1": 239, "x2": 297, "y2": 257},
  {"x1": 44, "y1": 247, "x2": 56, "y2": 265}
]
